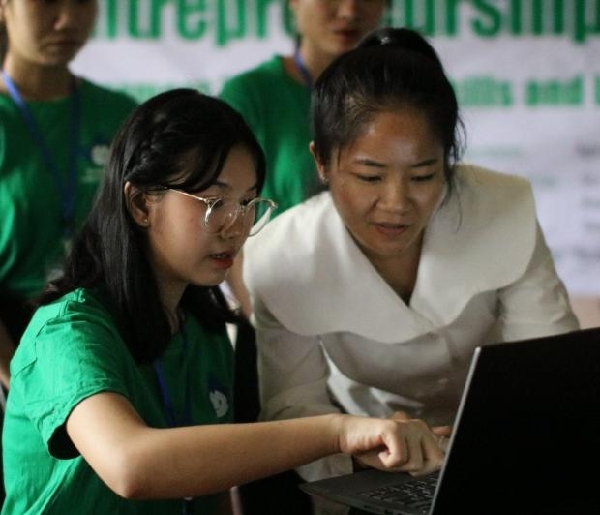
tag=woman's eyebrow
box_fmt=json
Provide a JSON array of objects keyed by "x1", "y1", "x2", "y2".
[
  {"x1": 212, "y1": 178, "x2": 258, "y2": 193},
  {"x1": 412, "y1": 158, "x2": 439, "y2": 167},
  {"x1": 353, "y1": 158, "x2": 386, "y2": 167},
  {"x1": 352, "y1": 156, "x2": 440, "y2": 169}
]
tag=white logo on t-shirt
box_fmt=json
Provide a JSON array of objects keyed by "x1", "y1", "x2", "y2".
[{"x1": 209, "y1": 390, "x2": 229, "y2": 418}]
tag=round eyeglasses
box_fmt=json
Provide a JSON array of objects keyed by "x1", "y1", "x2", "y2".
[{"x1": 165, "y1": 188, "x2": 278, "y2": 236}]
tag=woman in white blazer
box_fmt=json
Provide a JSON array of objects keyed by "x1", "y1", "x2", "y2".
[{"x1": 243, "y1": 27, "x2": 579, "y2": 483}]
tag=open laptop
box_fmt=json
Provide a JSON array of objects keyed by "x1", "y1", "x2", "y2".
[{"x1": 300, "y1": 327, "x2": 600, "y2": 515}]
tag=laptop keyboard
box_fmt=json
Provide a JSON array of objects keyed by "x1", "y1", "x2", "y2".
[{"x1": 360, "y1": 474, "x2": 437, "y2": 514}]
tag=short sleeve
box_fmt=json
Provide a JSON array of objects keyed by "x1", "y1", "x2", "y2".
[{"x1": 11, "y1": 305, "x2": 131, "y2": 459}]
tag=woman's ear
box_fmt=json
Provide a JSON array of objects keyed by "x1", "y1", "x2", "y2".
[
  {"x1": 309, "y1": 141, "x2": 329, "y2": 185},
  {"x1": 124, "y1": 181, "x2": 150, "y2": 227}
]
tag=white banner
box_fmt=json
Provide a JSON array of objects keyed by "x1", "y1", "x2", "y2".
[{"x1": 72, "y1": 0, "x2": 600, "y2": 296}]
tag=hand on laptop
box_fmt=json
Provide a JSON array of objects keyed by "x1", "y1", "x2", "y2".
[
  {"x1": 335, "y1": 414, "x2": 445, "y2": 477},
  {"x1": 388, "y1": 410, "x2": 452, "y2": 454}
]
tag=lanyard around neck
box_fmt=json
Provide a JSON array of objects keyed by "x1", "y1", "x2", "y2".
[
  {"x1": 2, "y1": 70, "x2": 81, "y2": 239},
  {"x1": 153, "y1": 321, "x2": 194, "y2": 515},
  {"x1": 293, "y1": 47, "x2": 313, "y2": 90},
  {"x1": 153, "y1": 322, "x2": 193, "y2": 428}
]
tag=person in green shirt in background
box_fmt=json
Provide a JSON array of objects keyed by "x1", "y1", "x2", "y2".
[
  {"x1": 2, "y1": 88, "x2": 445, "y2": 515},
  {"x1": 0, "y1": 0, "x2": 137, "y2": 390},
  {"x1": 221, "y1": 0, "x2": 387, "y2": 217}
]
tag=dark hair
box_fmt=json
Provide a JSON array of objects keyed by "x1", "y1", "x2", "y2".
[
  {"x1": 311, "y1": 27, "x2": 465, "y2": 191},
  {"x1": 40, "y1": 89, "x2": 265, "y2": 363}
]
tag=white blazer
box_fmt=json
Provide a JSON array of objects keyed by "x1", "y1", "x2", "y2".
[{"x1": 244, "y1": 165, "x2": 579, "y2": 480}]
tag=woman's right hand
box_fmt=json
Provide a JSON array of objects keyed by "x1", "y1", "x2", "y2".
[
  {"x1": 334, "y1": 414, "x2": 445, "y2": 477},
  {"x1": 389, "y1": 410, "x2": 453, "y2": 454}
]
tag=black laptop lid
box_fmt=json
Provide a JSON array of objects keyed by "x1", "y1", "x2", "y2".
[{"x1": 432, "y1": 327, "x2": 600, "y2": 514}]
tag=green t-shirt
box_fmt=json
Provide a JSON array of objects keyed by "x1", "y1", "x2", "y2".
[
  {"x1": 2, "y1": 288, "x2": 234, "y2": 515},
  {"x1": 0, "y1": 80, "x2": 137, "y2": 300},
  {"x1": 220, "y1": 55, "x2": 320, "y2": 216}
]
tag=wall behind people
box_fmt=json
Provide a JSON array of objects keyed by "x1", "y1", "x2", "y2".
[{"x1": 71, "y1": 0, "x2": 600, "y2": 323}]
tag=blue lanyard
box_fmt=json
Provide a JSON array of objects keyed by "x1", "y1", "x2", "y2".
[
  {"x1": 293, "y1": 47, "x2": 313, "y2": 90},
  {"x1": 2, "y1": 70, "x2": 81, "y2": 239},
  {"x1": 153, "y1": 321, "x2": 194, "y2": 515}
]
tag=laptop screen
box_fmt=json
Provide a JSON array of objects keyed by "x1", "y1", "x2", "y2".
[{"x1": 432, "y1": 327, "x2": 600, "y2": 514}]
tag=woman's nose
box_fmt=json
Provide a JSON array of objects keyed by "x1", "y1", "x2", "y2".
[
  {"x1": 336, "y1": 0, "x2": 359, "y2": 21},
  {"x1": 378, "y1": 180, "x2": 411, "y2": 212},
  {"x1": 219, "y1": 210, "x2": 248, "y2": 240},
  {"x1": 53, "y1": 1, "x2": 81, "y2": 30}
]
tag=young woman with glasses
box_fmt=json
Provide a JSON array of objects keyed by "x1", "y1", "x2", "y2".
[{"x1": 1, "y1": 89, "x2": 445, "y2": 515}]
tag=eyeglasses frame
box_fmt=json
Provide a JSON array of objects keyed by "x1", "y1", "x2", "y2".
[{"x1": 162, "y1": 187, "x2": 278, "y2": 235}]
